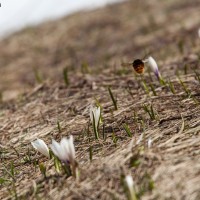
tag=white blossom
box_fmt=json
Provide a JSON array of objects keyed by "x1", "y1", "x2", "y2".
[
  {"x1": 31, "y1": 138, "x2": 50, "y2": 158},
  {"x1": 50, "y1": 135, "x2": 75, "y2": 165},
  {"x1": 90, "y1": 106, "x2": 101, "y2": 131},
  {"x1": 144, "y1": 56, "x2": 160, "y2": 79},
  {"x1": 125, "y1": 175, "x2": 137, "y2": 200}
]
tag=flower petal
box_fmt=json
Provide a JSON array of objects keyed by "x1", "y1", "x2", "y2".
[
  {"x1": 50, "y1": 139, "x2": 65, "y2": 161},
  {"x1": 60, "y1": 137, "x2": 70, "y2": 161},
  {"x1": 95, "y1": 107, "x2": 101, "y2": 128},
  {"x1": 31, "y1": 138, "x2": 49, "y2": 158},
  {"x1": 148, "y1": 56, "x2": 158, "y2": 73},
  {"x1": 125, "y1": 175, "x2": 134, "y2": 188},
  {"x1": 50, "y1": 136, "x2": 76, "y2": 165},
  {"x1": 68, "y1": 135, "x2": 75, "y2": 162},
  {"x1": 90, "y1": 106, "x2": 94, "y2": 122}
]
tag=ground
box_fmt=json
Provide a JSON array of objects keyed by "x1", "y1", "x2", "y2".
[{"x1": 0, "y1": 0, "x2": 200, "y2": 199}]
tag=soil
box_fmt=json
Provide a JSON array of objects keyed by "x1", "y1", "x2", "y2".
[{"x1": 0, "y1": 0, "x2": 200, "y2": 199}]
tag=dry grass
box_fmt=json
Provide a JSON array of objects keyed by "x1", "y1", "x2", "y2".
[{"x1": 0, "y1": 0, "x2": 200, "y2": 199}]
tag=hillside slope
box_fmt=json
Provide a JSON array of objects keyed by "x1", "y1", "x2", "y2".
[{"x1": 0, "y1": 0, "x2": 200, "y2": 199}]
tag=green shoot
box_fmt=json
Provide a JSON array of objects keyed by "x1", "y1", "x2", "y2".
[
  {"x1": 108, "y1": 87, "x2": 118, "y2": 110},
  {"x1": 184, "y1": 64, "x2": 188, "y2": 75},
  {"x1": 178, "y1": 39, "x2": 184, "y2": 54},
  {"x1": 168, "y1": 80, "x2": 176, "y2": 94},
  {"x1": 123, "y1": 123, "x2": 132, "y2": 137},
  {"x1": 39, "y1": 163, "x2": 47, "y2": 178},
  {"x1": 142, "y1": 81, "x2": 149, "y2": 95},
  {"x1": 53, "y1": 156, "x2": 62, "y2": 173},
  {"x1": 57, "y1": 121, "x2": 62, "y2": 133},
  {"x1": 34, "y1": 68, "x2": 43, "y2": 84},
  {"x1": 81, "y1": 62, "x2": 90, "y2": 74},
  {"x1": 143, "y1": 104, "x2": 157, "y2": 120},
  {"x1": 179, "y1": 78, "x2": 191, "y2": 96},
  {"x1": 112, "y1": 132, "x2": 118, "y2": 147},
  {"x1": 63, "y1": 68, "x2": 69, "y2": 86},
  {"x1": 149, "y1": 83, "x2": 157, "y2": 96}
]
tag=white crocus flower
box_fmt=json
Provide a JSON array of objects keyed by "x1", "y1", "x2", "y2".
[
  {"x1": 50, "y1": 135, "x2": 75, "y2": 165},
  {"x1": 198, "y1": 28, "x2": 200, "y2": 38},
  {"x1": 125, "y1": 175, "x2": 137, "y2": 200},
  {"x1": 31, "y1": 138, "x2": 50, "y2": 158},
  {"x1": 90, "y1": 106, "x2": 101, "y2": 129},
  {"x1": 90, "y1": 106, "x2": 101, "y2": 139},
  {"x1": 144, "y1": 56, "x2": 161, "y2": 79}
]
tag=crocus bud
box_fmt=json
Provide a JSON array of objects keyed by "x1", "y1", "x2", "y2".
[{"x1": 146, "y1": 56, "x2": 160, "y2": 79}]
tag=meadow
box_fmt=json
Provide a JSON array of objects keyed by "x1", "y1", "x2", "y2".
[{"x1": 0, "y1": 0, "x2": 200, "y2": 199}]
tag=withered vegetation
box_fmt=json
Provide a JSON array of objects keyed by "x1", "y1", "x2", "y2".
[{"x1": 0, "y1": 0, "x2": 200, "y2": 199}]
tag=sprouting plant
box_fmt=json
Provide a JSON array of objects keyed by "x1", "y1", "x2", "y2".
[
  {"x1": 53, "y1": 155, "x2": 62, "y2": 173},
  {"x1": 2, "y1": 162, "x2": 17, "y2": 182},
  {"x1": 184, "y1": 64, "x2": 188, "y2": 75},
  {"x1": 39, "y1": 163, "x2": 47, "y2": 178},
  {"x1": 34, "y1": 68, "x2": 43, "y2": 84},
  {"x1": 10, "y1": 162, "x2": 15, "y2": 179},
  {"x1": 123, "y1": 123, "x2": 132, "y2": 137},
  {"x1": 149, "y1": 83, "x2": 157, "y2": 96},
  {"x1": 143, "y1": 104, "x2": 157, "y2": 120},
  {"x1": 124, "y1": 175, "x2": 137, "y2": 200},
  {"x1": 63, "y1": 67, "x2": 69, "y2": 86},
  {"x1": 142, "y1": 81, "x2": 150, "y2": 95},
  {"x1": 22, "y1": 148, "x2": 32, "y2": 164},
  {"x1": 178, "y1": 39, "x2": 184, "y2": 54},
  {"x1": 178, "y1": 78, "x2": 191, "y2": 96},
  {"x1": 168, "y1": 80, "x2": 176, "y2": 94},
  {"x1": 139, "y1": 118, "x2": 146, "y2": 132},
  {"x1": 129, "y1": 152, "x2": 141, "y2": 168},
  {"x1": 89, "y1": 146, "x2": 93, "y2": 162},
  {"x1": 57, "y1": 120, "x2": 62, "y2": 133},
  {"x1": 108, "y1": 87, "x2": 118, "y2": 110},
  {"x1": 90, "y1": 106, "x2": 101, "y2": 139},
  {"x1": 81, "y1": 62, "x2": 90, "y2": 74},
  {"x1": 112, "y1": 131, "x2": 118, "y2": 147},
  {"x1": 136, "y1": 173, "x2": 155, "y2": 198}
]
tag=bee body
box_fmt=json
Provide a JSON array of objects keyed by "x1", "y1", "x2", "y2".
[
  {"x1": 132, "y1": 59, "x2": 144, "y2": 74},
  {"x1": 122, "y1": 59, "x2": 145, "y2": 74}
]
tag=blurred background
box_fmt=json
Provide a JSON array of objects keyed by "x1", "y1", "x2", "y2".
[
  {"x1": 0, "y1": 0, "x2": 122, "y2": 37},
  {"x1": 0, "y1": 0, "x2": 199, "y2": 102}
]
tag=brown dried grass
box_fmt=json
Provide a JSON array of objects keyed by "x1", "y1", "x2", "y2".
[{"x1": 0, "y1": 0, "x2": 200, "y2": 199}]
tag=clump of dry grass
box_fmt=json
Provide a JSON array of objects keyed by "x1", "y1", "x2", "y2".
[{"x1": 1, "y1": 0, "x2": 200, "y2": 199}]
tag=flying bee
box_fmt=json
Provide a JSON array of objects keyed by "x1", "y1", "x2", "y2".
[{"x1": 122, "y1": 59, "x2": 145, "y2": 74}]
